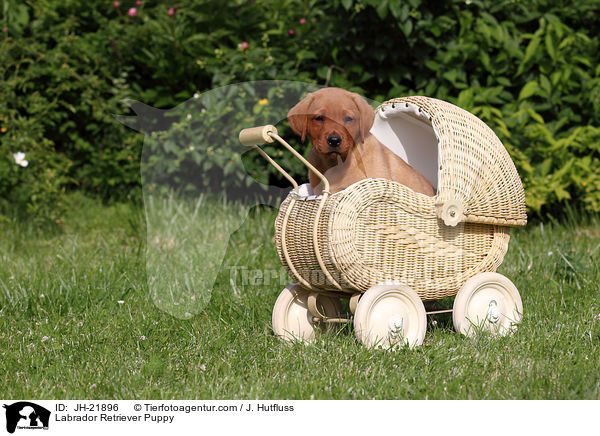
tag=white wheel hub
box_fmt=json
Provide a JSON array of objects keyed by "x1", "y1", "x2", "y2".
[
  {"x1": 453, "y1": 272, "x2": 523, "y2": 337},
  {"x1": 388, "y1": 315, "x2": 405, "y2": 337},
  {"x1": 354, "y1": 283, "x2": 427, "y2": 349},
  {"x1": 487, "y1": 300, "x2": 500, "y2": 324}
]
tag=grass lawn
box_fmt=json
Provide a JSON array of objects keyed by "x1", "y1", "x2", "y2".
[{"x1": 1, "y1": 193, "x2": 599, "y2": 399}]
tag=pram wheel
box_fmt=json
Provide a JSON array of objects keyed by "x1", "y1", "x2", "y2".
[
  {"x1": 354, "y1": 283, "x2": 427, "y2": 349},
  {"x1": 453, "y1": 272, "x2": 523, "y2": 337},
  {"x1": 272, "y1": 283, "x2": 342, "y2": 342}
]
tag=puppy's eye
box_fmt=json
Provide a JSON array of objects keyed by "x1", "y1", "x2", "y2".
[
  {"x1": 344, "y1": 116, "x2": 354, "y2": 123},
  {"x1": 313, "y1": 116, "x2": 324, "y2": 122}
]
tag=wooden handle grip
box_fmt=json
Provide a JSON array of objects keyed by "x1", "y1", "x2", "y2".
[{"x1": 238, "y1": 125, "x2": 278, "y2": 146}]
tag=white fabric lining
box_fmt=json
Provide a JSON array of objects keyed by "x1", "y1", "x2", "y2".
[{"x1": 369, "y1": 102, "x2": 439, "y2": 190}]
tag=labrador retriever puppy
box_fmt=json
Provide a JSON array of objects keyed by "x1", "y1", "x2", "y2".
[{"x1": 287, "y1": 87, "x2": 435, "y2": 196}]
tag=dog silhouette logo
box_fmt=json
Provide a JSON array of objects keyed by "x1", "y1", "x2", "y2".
[
  {"x1": 3, "y1": 402, "x2": 50, "y2": 433},
  {"x1": 116, "y1": 81, "x2": 306, "y2": 319}
]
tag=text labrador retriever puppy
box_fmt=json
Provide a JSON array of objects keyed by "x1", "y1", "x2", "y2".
[{"x1": 288, "y1": 87, "x2": 434, "y2": 196}]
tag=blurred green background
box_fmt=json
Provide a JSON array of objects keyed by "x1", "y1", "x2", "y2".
[{"x1": 1, "y1": 0, "x2": 599, "y2": 223}]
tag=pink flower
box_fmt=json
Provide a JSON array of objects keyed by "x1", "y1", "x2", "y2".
[
  {"x1": 238, "y1": 41, "x2": 249, "y2": 50},
  {"x1": 128, "y1": 7, "x2": 137, "y2": 17},
  {"x1": 299, "y1": 18, "x2": 306, "y2": 24},
  {"x1": 288, "y1": 29, "x2": 295, "y2": 36},
  {"x1": 136, "y1": 0, "x2": 141, "y2": 4},
  {"x1": 113, "y1": 1, "x2": 120, "y2": 7},
  {"x1": 167, "y1": 7, "x2": 175, "y2": 15}
]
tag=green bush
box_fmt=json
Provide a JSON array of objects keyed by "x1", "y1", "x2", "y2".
[
  {"x1": 321, "y1": 0, "x2": 600, "y2": 214},
  {"x1": 0, "y1": 0, "x2": 142, "y2": 222},
  {"x1": 1, "y1": 0, "x2": 599, "y2": 222},
  {"x1": 0, "y1": 123, "x2": 69, "y2": 225}
]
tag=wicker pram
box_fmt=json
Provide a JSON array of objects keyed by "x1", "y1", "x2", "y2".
[{"x1": 239, "y1": 96, "x2": 527, "y2": 349}]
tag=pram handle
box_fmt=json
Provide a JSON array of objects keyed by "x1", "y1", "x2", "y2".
[
  {"x1": 239, "y1": 125, "x2": 340, "y2": 290},
  {"x1": 238, "y1": 125, "x2": 330, "y2": 195},
  {"x1": 239, "y1": 125, "x2": 278, "y2": 146}
]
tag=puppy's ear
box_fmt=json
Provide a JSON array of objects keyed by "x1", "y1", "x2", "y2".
[
  {"x1": 351, "y1": 93, "x2": 375, "y2": 142},
  {"x1": 287, "y1": 93, "x2": 314, "y2": 143}
]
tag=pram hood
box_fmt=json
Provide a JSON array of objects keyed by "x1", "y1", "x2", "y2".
[{"x1": 371, "y1": 96, "x2": 527, "y2": 227}]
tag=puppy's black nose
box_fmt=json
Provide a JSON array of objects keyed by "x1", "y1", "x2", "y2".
[{"x1": 327, "y1": 135, "x2": 342, "y2": 147}]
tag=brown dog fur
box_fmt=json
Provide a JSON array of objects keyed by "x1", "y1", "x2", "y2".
[{"x1": 287, "y1": 87, "x2": 435, "y2": 196}]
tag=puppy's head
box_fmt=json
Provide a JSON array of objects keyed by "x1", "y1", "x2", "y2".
[{"x1": 287, "y1": 87, "x2": 374, "y2": 162}]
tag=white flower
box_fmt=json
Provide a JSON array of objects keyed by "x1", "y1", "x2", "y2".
[
  {"x1": 140, "y1": 335, "x2": 146, "y2": 341},
  {"x1": 187, "y1": 114, "x2": 192, "y2": 120},
  {"x1": 13, "y1": 152, "x2": 28, "y2": 167},
  {"x1": 193, "y1": 92, "x2": 200, "y2": 99},
  {"x1": 117, "y1": 300, "x2": 124, "y2": 305},
  {"x1": 41, "y1": 336, "x2": 49, "y2": 342}
]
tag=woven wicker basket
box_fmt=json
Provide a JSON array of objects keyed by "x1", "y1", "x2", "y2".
[{"x1": 273, "y1": 96, "x2": 526, "y2": 301}]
